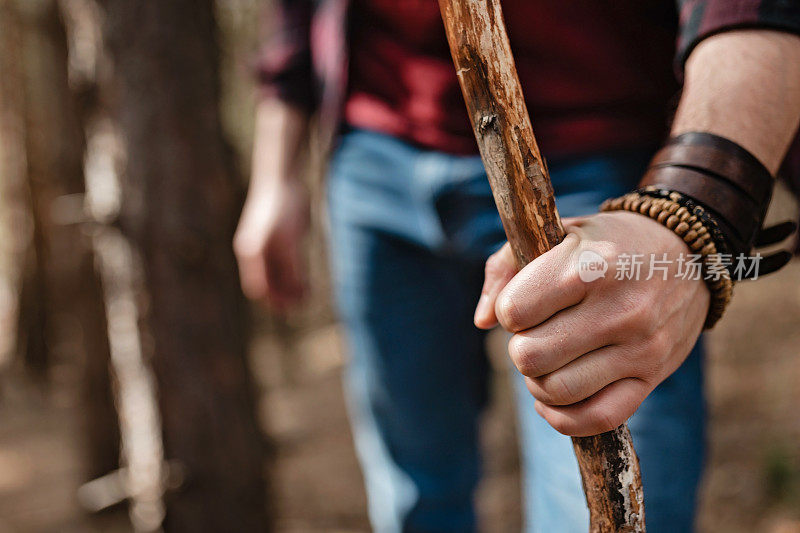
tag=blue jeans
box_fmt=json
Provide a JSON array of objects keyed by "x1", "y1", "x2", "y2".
[{"x1": 327, "y1": 129, "x2": 706, "y2": 533}]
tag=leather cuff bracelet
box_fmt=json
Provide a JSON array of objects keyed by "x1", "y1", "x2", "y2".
[{"x1": 639, "y1": 132, "x2": 795, "y2": 278}]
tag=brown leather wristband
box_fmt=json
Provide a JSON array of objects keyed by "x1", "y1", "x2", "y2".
[
  {"x1": 640, "y1": 165, "x2": 760, "y2": 249},
  {"x1": 640, "y1": 132, "x2": 775, "y2": 259},
  {"x1": 648, "y1": 134, "x2": 773, "y2": 206}
]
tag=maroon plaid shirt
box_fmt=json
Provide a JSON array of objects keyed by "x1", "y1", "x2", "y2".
[{"x1": 255, "y1": 0, "x2": 800, "y2": 180}]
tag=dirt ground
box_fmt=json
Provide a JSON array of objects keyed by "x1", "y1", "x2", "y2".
[{"x1": 1, "y1": 202, "x2": 799, "y2": 532}]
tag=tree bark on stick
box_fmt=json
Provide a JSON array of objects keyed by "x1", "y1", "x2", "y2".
[
  {"x1": 102, "y1": 1, "x2": 269, "y2": 530},
  {"x1": 438, "y1": 1, "x2": 645, "y2": 531}
]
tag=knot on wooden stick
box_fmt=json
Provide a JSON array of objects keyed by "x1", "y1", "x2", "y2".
[{"x1": 478, "y1": 113, "x2": 497, "y2": 133}]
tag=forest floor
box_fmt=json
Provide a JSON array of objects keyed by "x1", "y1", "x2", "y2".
[{"x1": 1, "y1": 198, "x2": 799, "y2": 532}]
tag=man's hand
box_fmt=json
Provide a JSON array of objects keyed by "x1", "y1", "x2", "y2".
[
  {"x1": 234, "y1": 178, "x2": 310, "y2": 309},
  {"x1": 233, "y1": 98, "x2": 310, "y2": 310},
  {"x1": 474, "y1": 212, "x2": 710, "y2": 437}
]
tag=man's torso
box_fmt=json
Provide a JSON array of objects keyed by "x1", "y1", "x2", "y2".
[{"x1": 345, "y1": 0, "x2": 680, "y2": 156}]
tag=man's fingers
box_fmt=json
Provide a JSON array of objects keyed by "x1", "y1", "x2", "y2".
[
  {"x1": 235, "y1": 234, "x2": 306, "y2": 310},
  {"x1": 523, "y1": 345, "x2": 626, "y2": 405},
  {"x1": 266, "y1": 239, "x2": 307, "y2": 309},
  {"x1": 507, "y1": 301, "x2": 619, "y2": 377},
  {"x1": 237, "y1": 248, "x2": 270, "y2": 303},
  {"x1": 495, "y1": 233, "x2": 585, "y2": 333},
  {"x1": 534, "y1": 378, "x2": 651, "y2": 437},
  {"x1": 474, "y1": 243, "x2": 517, "y2": 329}
]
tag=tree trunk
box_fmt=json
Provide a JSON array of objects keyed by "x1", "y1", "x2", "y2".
[
  {"x1": 7, "y1": 0, "x2": 121, "y2": 477},
  {"x1": 102, "y1": 1, "x2": 269, "y2": 530},
  {"x1": 0, "y1": 0, "x2": 29, "y2": 375},
  {"x1": 4, "y1": 0, "x2": 49, "y2": 381}
]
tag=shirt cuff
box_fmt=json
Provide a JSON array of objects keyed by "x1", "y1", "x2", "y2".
[{"x1": 676, "y1": 0, "x2": 800, "y2": 70}]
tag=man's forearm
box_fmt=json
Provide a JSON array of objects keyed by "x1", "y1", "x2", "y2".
[
  {"x1": 673, "y1": 30, "x2": 800, "y2": 174},
  {"x1": 248, "y1": 98, "x2": 310, "y2": 197}
]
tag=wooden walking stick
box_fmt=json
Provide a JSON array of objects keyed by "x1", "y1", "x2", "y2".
[{"x1": 438, "y1": 1, "x2": 645, "y2": 531}]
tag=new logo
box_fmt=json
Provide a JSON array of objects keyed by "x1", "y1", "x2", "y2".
[{"x1": 576, "y1": 250, "x2": 608, "y2": 282}]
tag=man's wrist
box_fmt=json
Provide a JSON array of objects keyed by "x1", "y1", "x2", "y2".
[{"x1": 673, "y1": 30, "x2": 800, "y2": 175}]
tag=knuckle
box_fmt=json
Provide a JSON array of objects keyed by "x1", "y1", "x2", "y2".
[
  {"x1": 583, "y1": 405, "x2": 624, "y2": 435},
  {"x1": 509, "y1": 336, "x2": 548, "y2": 377},
  {"x1": 606, "y1": 241, "x2": 628, "y2": 265},
  {"x1": 549, "y1": 419, "x2": 569, "y2": 436},
  {"x1": 601, "y1": 244, "x2": 618, "y2": 264},
  {"x1": 643, "y1": 329, "x2": 671, "y2": 372},
  {"x1": 508, "y1": 336, "x2": 532, "y2": 376},
  {"x1": 559, "y1": 267, "x2": 582, "y2": 292},
  {"x1": 484, "y1": 253, "x2": 503, "y2": 276},
  {"x1": 496, "y1": 291, "x2": 523, "y2": 332},
  {"x1": 559, "y1": 265, "x2": 590, "y2": 304},
  {"x1": 650, "y1": 328, "x2": 669, "y2": 354},
  {"x1": 596, "y1": 248, "x2": 618, "y2": 278},
  {"x1": 507, "y1": 335, "x2": 523, "y2": 367},
  {"x1": 597, "y1": 408, "x2": 622, "y2": 434},
  {"x1": 485, "y1": 245, "x2": 514, "y2": 277},
  {"x1": 639, "y1": 303, "x2": 660, "y2": 334}
]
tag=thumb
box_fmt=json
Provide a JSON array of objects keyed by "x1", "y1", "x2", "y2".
[{"x1": 474, "y1": 242, "x2": 518, "y2": 329}]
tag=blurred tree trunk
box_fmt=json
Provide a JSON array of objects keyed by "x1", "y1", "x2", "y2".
[
  {"x1": 0, "y1": 0, "x2": 30, "y2": 374},
  {"x1": 1, "y1": 0, "x2": 49, "y2": 382},
  {"x1": 6, "y1": 0, "x2": 120, "y2": 477},
  {"x1": 102, "y1": 1, "x2": 269, "y2": 531}
]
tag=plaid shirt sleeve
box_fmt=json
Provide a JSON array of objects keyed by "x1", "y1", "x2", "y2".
[
  {"x1": 676, "y1": 0, "x2": 800, "y2": 67},
  {"x1": 254, "y1": 0, "x2": 318, "y2": 111}
]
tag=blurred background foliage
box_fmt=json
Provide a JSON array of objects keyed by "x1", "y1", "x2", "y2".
[{"x1": 0, "y1": 1, "x2": 798, "y2": 532}]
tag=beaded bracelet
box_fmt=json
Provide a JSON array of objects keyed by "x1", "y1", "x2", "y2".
[{"x1": 600, "y1": 187, "x2": 733, "y2": 329}]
